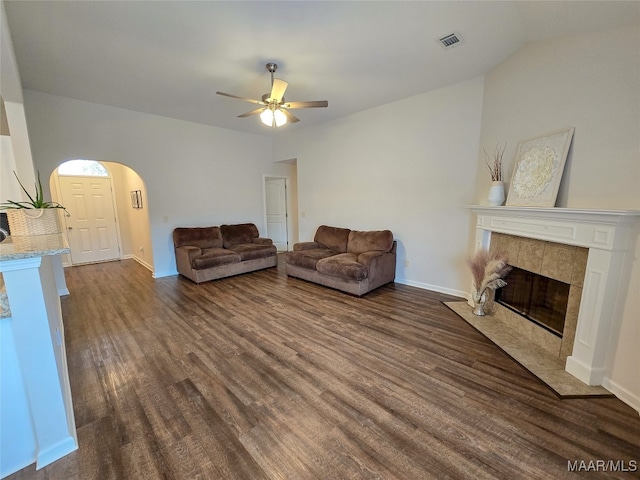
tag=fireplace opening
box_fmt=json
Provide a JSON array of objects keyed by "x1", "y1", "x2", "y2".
[{"x1": 496, "y1": 266, "x2": 570, "y2": 337}]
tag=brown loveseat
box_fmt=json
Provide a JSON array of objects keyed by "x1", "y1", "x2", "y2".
[
  {"x1": 285, "y1": 225, "x2": 396, "y2": 296},
  {"x1": 173, "y1": 223, "x2": 277, "y2": 284}
]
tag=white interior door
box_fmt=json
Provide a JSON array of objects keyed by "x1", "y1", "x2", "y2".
[
  {"x1": 59, "y1": 176, "x2": 120, "y2": 265},
  {"x1": 265, "y1": 178, "x2": 288, "y2": 252}
]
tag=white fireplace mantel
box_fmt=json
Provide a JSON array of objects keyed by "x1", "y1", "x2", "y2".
[{"x1": 468, "y1": 205, "x2": 640, "y2": 387}]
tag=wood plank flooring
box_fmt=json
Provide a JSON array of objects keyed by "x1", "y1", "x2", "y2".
[{"x1": 8, "y1": 258, "x2": 640, "y2": 479}]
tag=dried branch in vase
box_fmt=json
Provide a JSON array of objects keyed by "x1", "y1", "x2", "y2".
[{"x1": 483, "y1": 143, "x2": 506, "y2": 182}]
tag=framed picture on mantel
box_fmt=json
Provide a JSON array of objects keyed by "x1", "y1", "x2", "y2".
[{"x1": 506, "y1": 127, "x2": 574, "y2": 207}]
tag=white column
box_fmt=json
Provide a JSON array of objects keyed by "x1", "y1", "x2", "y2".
[
  {"x1": 1, "y1": 255, "x2": 77, "y2": 469},
  {"x1": 566, "y1": 247, "x2": 627, "y2": 385}
]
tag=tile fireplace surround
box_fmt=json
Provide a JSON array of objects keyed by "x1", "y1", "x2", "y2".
[{"x1": 468, "y1": 206, "x2": 640, "y2": 392}]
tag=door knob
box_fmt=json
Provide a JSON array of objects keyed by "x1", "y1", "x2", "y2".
[{"x1": 68, "y1": 226, "x2": 73, "y2": 230}]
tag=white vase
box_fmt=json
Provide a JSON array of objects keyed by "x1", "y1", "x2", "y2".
[{"x1": 487, "y1": 181, "x2": 505, "y2": 206}]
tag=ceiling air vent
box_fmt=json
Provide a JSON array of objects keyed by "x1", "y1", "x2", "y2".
[{"x1": 437, "y1": 32, "x2": 463, "y2": 49}]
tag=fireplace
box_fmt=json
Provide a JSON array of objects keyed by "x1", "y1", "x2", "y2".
[
  {"x1": 496, "y1": 266, "x2": 570, "y2": 337},
  {"x1": 469, "y1": 205, "x2": 640, "y2": 388},
  {"x1": 487, "y1": 232, "x2": 585, "y2": 359}
]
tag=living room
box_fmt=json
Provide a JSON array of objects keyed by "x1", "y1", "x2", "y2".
[{"x1": 1, "y1": 1, "x2": 639, "y2": 478}]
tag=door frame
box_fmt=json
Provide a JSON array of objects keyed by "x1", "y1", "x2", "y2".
[
  {"x1": 262, "y1": 175, "x2": 291, "y2": 252},
  {"x1": 52, "y1": 163, "x2": 123, "y2": 267}
]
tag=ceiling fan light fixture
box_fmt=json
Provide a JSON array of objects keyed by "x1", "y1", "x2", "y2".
[
  {"x1": 273, "y1": 108, "x2": 287, "y2": 127},
  {"x1": 260, "y1": 106, "x2": 287, "y2": 127},
  {"x1": 260, "y1": 108, "x2": 274, "y2": 126},
  {"x1": 217, "y1": 62, "x2": 327, "y2": 127}
]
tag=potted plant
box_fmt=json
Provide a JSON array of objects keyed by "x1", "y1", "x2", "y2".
[
  {"x1": 467, "y1": 249, "x2": 512, "y2": 315},
  {"x1": 484, "y1": 143, "x2": 506, "y2": 206},
  {"x1": 0, "y1": 171, "x2": 66, "y2": 237}
]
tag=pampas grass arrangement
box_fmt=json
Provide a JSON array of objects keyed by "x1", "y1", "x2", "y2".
[{"x1": 467, "y1": 249, "x2": 512, "y2": 314}]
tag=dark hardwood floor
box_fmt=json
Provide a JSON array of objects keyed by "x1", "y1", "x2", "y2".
[{"x1": 8, "y1": 257, "x2": 640, "y2": 479}]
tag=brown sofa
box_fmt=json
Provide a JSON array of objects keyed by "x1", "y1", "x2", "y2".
[
  {"x1": 285, "y1": 225, "x2": 396, "y2": 296},
  {"x1": 173, "y1": 223, "x2": 277, "y2": 284}
]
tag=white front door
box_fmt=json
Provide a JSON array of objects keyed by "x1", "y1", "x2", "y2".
[
  {"x1": 59, "y1": 176, "x2": 120, "y2": 265},
  {"x1": 265, "y1": 178, "x2": 288, "y2": 252}
]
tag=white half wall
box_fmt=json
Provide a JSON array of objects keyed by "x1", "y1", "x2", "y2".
[
  {"x1": 274, "y1": 76, "x2": 485, "y2": 296},
  {"x1": 23, "y1": 91, "x2": 290, "y2": 277}
]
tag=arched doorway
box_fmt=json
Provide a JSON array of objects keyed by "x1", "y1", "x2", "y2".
[
  {"x1": 55, "y1": 160, "x2": 120, "y2": 264},
  {"x1": 51, "y1": 160, "x2": 154, "y2": 272}
]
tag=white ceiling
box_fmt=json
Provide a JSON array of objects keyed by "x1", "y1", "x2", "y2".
[{"x1": 4, "y1": 1, "x2": 639, "y2": 137}]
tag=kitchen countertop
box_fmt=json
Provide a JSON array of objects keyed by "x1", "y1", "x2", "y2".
[
  {"x1": 0, "y1": 234, "x2": 70, "y2": 262},
  {"x1": 0, "y1": 234, "x2": 70, "y2": 319},
  {"x1": 0, "y1": 274, "x2": 8, "y2": 318}
]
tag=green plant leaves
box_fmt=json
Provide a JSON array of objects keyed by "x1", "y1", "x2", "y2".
[{"x1": 0, "y1": 170, "x2": 67, "y2": 210}]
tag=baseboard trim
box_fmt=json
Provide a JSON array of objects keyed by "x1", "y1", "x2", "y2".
[
  {"x1": 602, "y1": 377, "x2": 640, "y2": 416},
  {"x1": 565, "y1": 356, "x2": 606, "y2": 386},
  {"x1": 36, "y1": 436, "x2": 77, "y2": 470},
  {"x1": 394, "y1": 278, "x2": 467, "y2": 299},
  {"x1": 122, "y1": 254, "x2": 154, "y2": 273},
  {"x1": 152, "y1": 269, "x2": 178, "y2": 279}
]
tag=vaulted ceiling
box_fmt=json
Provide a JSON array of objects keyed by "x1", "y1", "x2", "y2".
[{"x1": 4, "y1": 1, "x2": 639, "y2": 136}]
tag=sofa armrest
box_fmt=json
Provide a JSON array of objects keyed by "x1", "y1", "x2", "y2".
[
  {"x1": 252, "y1": 237, "x2": 273, "y2": 246},
  {"x1": 293, "y1": 242, "x2": 320, "y2": 251},
  {"x1": 175, "y1": 245, "x2": 201, "y2": 272},
  {"x1": 357, "y1": 251, "x2": 385, "y2": 267},
  {"x1": 358, "y1": 250, "x2": 396, "y2": 286}
]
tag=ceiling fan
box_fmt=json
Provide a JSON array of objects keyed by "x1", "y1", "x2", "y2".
[{"x1": 216, "y1": 63, "x2": 328, "y2": 127}]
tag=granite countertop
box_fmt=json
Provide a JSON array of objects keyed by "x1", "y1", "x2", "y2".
[
  {"x1": 0, "y1": 234, "x2": 70, "y2": 262},
  {"x1": 0, "y1": 274, "x2": 9, "y2": 319},
  {"x1": 0, "y1": 234, "x2": 70, "y2": 319}
]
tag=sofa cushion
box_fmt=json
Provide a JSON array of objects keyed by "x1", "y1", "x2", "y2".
[
  {"x1": 173, "y1": 226, "x2": 223, "y2": 249},
  {"x1": 227, "y1": 243, "x2": 277, "y2": 261},
  {"x1": 316, "y1": 253, "x2": 369, "y2": 281},
  {"x1": 314, "y1": 225, "x2": 351, "y2": 253},
  {"x1": 221, "y1": 223, "x2": 259, "y2": 248},
  {"x1": 192, "y1": 248, "x2": 240, "y2": 269},
  {"x1": 347, "y1": 230, "x2": 394, "y2": 255},
  {"x1": 285, "y1": 248, "x2": 336, "y2": 269}
]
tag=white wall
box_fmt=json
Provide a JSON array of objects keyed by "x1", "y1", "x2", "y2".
[
  {"x1": 475, "y1": 24, "x2": 640, "y2": 411},
  {"x1": 475, "y1": 24, "x2": 639, "y2": 209},
  {"x1": 0, "y1": 3, "x2": 35, "y2": 204},
  {"x1": 0, "y1": 129, "x2": 20, "y2": 205},
  {"x1": 23, "y1": 91, "x2": 290, "y2": 277},
  {"x1": 274, "y1": 76, "x2": 485, "y2": 296},
  {"x1": 107, "y1": 162, "x2": 154, "y2": 270}
]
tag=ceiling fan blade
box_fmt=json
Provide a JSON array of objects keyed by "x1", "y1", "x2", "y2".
[
  {"x1": 238, "y1": 107, "x2": 266, "y2": 118},
  {"x1": 216, "y1": 91, "x2": 266, "y2": 105},
  {"x1": 270, "y1": 79, "x2": 288, "y2": 102},
  {"x1": 280, "y1": 108, "x2": 300, "y2": 124},
  {"x1": 283, "y1": 100, "x2": 329, "y2": 109}
]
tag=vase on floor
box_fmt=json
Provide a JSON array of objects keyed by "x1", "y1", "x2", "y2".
[
  {"x1": 472, "y1": 291, "x2": 487, "y2": 316},
  {"x1": 487, "y1": 181, "x2": 505, "y2": 206}
]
